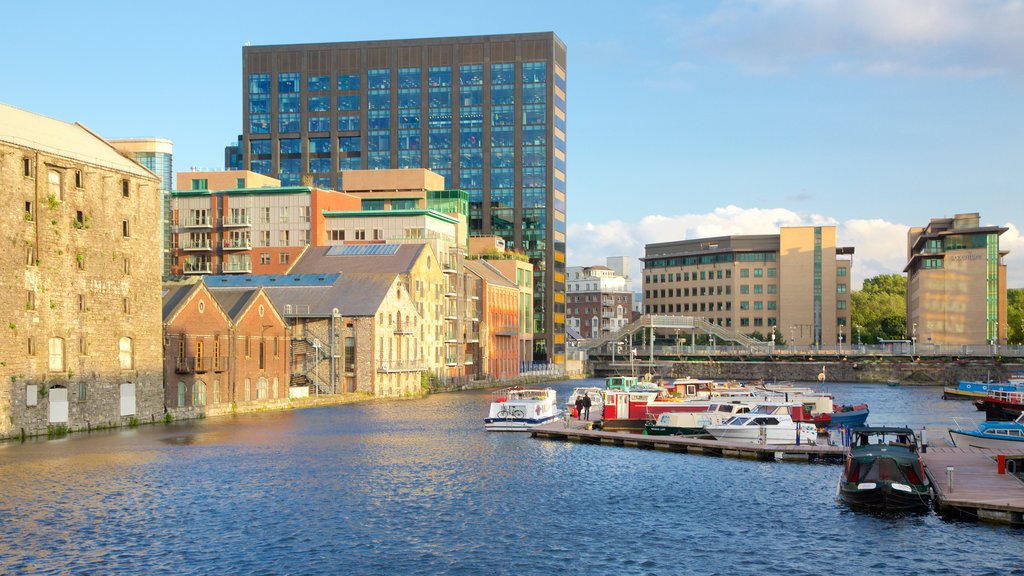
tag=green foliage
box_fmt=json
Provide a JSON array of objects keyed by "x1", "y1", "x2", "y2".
[
  {"x1": 468, "y1": 248, "x2": 531, "y2": 262},
  {"x1": 47, "y1": 424, "x2": 69, "y2": 438},
  {"x1": 1009, "y1": 288, "x2": 1024, "y2": 345},
  {"x1": 128, "y1": 416, "x2": 139, "y2": 428},
  {"x1": 851, "y1": 274, "x2": 907, "y2": 344},
  {"x1": 46, "y1": 194, "x2": 59, "y2": 210},
  {"x1": 163, "y1": 413, "x2": 173, "y2": 425}
]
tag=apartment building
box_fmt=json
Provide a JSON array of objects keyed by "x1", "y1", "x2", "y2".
[{"x1": 567, "y1": 261, "x2": 634, "y2": 339}]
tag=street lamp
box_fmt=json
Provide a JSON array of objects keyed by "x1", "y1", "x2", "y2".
[
  {"x1": 790, "y1": 325, "x2": 796, "y2": 348},
  {"x1": 855, "y1": 324, "x2": 861, "y2": 347},
  {"x1": 912, "y1": 322, "x2": 917, "y2": 354},
  {"x1": 770, "y1": 325, "x2": 776, "y2": 354},
  {"x1": 838, "y1": 324, "x2": 844, "y2": 355},
  {"x1": 675, "y1": 329, "x2": 681, "y2": 355}
]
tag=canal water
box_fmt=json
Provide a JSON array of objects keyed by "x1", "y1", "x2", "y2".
[{"x1": 0, "y1": 380, "x2": 1021, "y2": 575}]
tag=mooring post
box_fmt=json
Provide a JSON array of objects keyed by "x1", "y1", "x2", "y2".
[{"x1": 947, "y1": 466, "x2": 955, "y2": 492}]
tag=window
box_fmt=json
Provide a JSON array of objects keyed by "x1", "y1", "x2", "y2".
[
  {"x1": 837, "y1": 284, "x2": 847, "y2": 294},
  {"x1": 837, "y1": 300, "x2": 847, "y2": 310},
  {"x1": 194, "y1": 381, "x2": 206, "y2": 407},
  {"x1": 75, "y1": 170, "x2": 83, "y2": 188},
  {"x1": 124, "y1": 258, "x2": 131, "y2": 275},
  {"x1": 78, "y1": 382, "x2": 87, "y2": 402},
  {"x1": 27, "y1": 336, "x2": 35, "y2": 356},
  {"x1": 191, "y1": 179, "x2": 208, "y2": 190},
  {"x1": 259, "y1": 341, "x2": 266, "y2": 370},
  {"x1": 48, "y1": 337, "x2": 64, "y2": 372},
  {"x1": 355, "y1": 229, "x2": 366, "y2": 240},
  {"x1": 122, "y1": 220, "x2": 130, "y2": 238},
  {"x1": 25, "y1": 201, "x2": 33, "y2": 222},
  {"x1": 837, "y1": 267, "x2": 848, "y2": 277},
  {"x1": 121, "y1": 179, "x2": 129, "y2": 197},
  {"x1": 740, "y1": 269, "x2": 749, "y2": 278},
  {"x1": 280, "y1": 253, "x2": 289, "y2": 265},
  {"x1": 123, "y1": 297, "x2": 131, "y2": 314},
  {"x1": 260, "y1": 253, "x2": 271, "y2": 265},
  {"x1": 177, "y1": 382, "x2": 186, "y2": 407},
  {"x1": 23, "y1": 157, "x2": 31, "y2": 177},
  {"x1": 48, "y1": 170, "x2": 62, "y2": 201},
  {"x1": 119, "y1": 337, "x2": 133, "y2": 370},
  {"x1": 373, "y1": 228, "x2": 384, "y2": 240},
  {"x1": 27, "y1": 290, "x2": 35, "y2": 311}
]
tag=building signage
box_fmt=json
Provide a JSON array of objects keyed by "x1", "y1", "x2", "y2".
[{"x1": 949, "y1": 254, "x2": 982, "y2": 262}]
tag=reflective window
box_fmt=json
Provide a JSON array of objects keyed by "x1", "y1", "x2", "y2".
[
  {"x1": 280, "y1": 139, "x2": 301, "y2": 154},
  {"x1": 368, "y1": 151, "x2": 390, "y2": 169},
  {"x1": 523, "y1": 146, "x2": 546, "y2": 167},
  {"x1": 339, "y1": 156, "x2": 361, "y2": 171},
  {"x1": 280, "y1": 158, "x2": 302, "y2": 174},
  {"x1": 250, "y1": 140, "x2": 272, "y2": 156},
  {"x1": 460, "y1": 148, "x2": 482, "y2": 168},
  {"x1": 399, "y1": 68, "x2": 420, "y2": 88},
  {"x1": 309, "y1": 116, "x2": 330, "y2": 132},
  {"x1": 460, "y1": 86, "x2": 483, "y2": 107},
  {"x1": 367, "y1": 131, "x2": 390, "y2": 151},
  {"x1": 308, "y1": 75, "x2": 330, "y2": 91},
  {"x1": 339, "y1": 136, "x2": 361, "y2": 152},
  {"x1": 308, "y1": 96, "x2": 330, "y2": 112},
  {"x1": 492, "y1": 189, "x2": 513, "y2": 209},
  {"x1": 399, "y1": 89, "x2": 420, "y2": 109},
  {"x1": 460, "y1": 107, "x2": 483, "y2": 127},
  {"x1": 523, "y1": 167, "x2": 545, "y2": 188},
  {"x1": 523, "y1": 84, "x2": 546, "y2": 104},
  {"x1": 428, "y1": 108, "x2": 451, "y2": 128},
  {"x1": 491, "y1": 126, "x2": 513, "y2": 147},
  {"x1": 523, "y1": 62, "x2": 546, "y2": 83},
  {"x1": 428, "y1": 66, "x2": 451, "y2": 87},
  {"x1": 251, "y1": 160, "x2": 271, "y2": 174},
  {"x1": 491, "y1": 85, "x2": 514, "y2": 105},
  {"x1": 428, "y1": 130, "x2": 451, "y2": 149},
  {"x1": 523, "y1": 188, "x2": 546, "y2": 208},
  {"x1": 278, "y1": 73, "x2": 300, "y2": 93},
  {"x1": 249, "y1": 94, "x2": 269, "y2": 114},
  {"x1": 523, "y1": 104, "x2": 546, "y2": 125},
  {"x1": 368, "y1": 111, "x2": 390, "y2": 130},
  {"x1": 310, "y1": 158, "x2": 332, "y2": 173},
  {"x1": 428, "y1": 89, "x2": 451, "y2": 107},
  {"x1": 460, "y1": 65, "x2": 483, "y2": 85},
  {"x1": 491, "y1": 63, "x2": 514, "y2": 85},
  {"x1": 398, "y1": 130, "x2": 420, "y2": 150},
  {"x1": 491, "y1": 147, "x2": 514, "y2": 167},
  {"x1": 338, "y1": 95, "x2": 360, "y2": 111},
  {"x1": 523, "y1": 125, "x2": 546, "y2": 146},
  {"x1": 249, "y1": 74, "x2": 270, "y2": 94},
  {"x1": 368, "y1": 92, "x2": 390, "y2": 110},
  {"x1": 492, "y1": 106, "x2": 514, "y2": 126},
  {"x1": 491, "y1": 168, "x2": 513, "y2": 188},
  {"x1": 338, "y1": 115, "x2": 360, "y2": 131},
  {"x1": 399, "y1": 111, "x2": 420, "y2": 130},
  {"x1": 368, "y1": 69, "x2": 390, "y2": 89},
  {"x1": 461, "y1": 168, "x2": 482, "y2": 189},
  {"x1": 460, "y1": 127, "x2": 482, "y2": 148},
  {"x1": 428, "y1": 149, "x2": 451, "y2": 168},
  {"x1": 338, "y1": 74, "x2": 360, "y2": 91},
  {"x1": 398, "y1": 150, "x2": 420, "y2": 168},
  {"x1": 279, "y1": 94, "x2": 300, "y2": 113},
  {"x1": 309, "y1": 138, "x2": 331, "y2": 154},
  {"x1": 279, "y1": 114, "x2": 300, "y2": 133},
  {"x1": 313, "y1": 177, "x2": 330, "y2": 188},
  {"x1": 249, "y1": 114, "x2": 270, "y2": 134}
]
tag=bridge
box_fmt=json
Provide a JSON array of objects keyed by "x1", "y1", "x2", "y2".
[{"x1": 581, "y1": 314, "x2": 768, "y2": 355}]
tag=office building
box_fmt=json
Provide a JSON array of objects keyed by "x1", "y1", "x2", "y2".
[
  {"x1": 0, "y1": 103, "x2": 164, "y2": 438},
  {"x1": 643, "y1": 227, "x2": 854, "y2": 347},
  {"x1": 905, "y1": 212, "x2": 1008, "y2": 346},
  {"x1": 237, "y1": 32, "x2": 567, "y2": 364},
  {"x1": 110, "y1": 138, "x2": 174, "y2": 277}
]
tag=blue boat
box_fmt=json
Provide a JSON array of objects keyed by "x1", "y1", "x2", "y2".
[
  {"x1": 949, "y1": 414, "x2": 1024, "y2": 450},
  {"x1": 942, "y1": 376, "x2": 1024, "y2": 401}
]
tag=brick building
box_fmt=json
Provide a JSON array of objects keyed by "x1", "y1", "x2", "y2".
[
  {"x1": 0, "y1": 103, "x2": 164, "y2": 438},
  {"x1": 465, "y1": 260, "x2": 521, "y2": 379},
  {"x1": 566, "y1": 262, "x2": 634, "y2": 340}
]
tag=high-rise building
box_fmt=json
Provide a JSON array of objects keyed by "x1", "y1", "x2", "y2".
[
  {"x1": 109, "y1": 138, "x2": 173, "y2": 277},
  {"x1": 905, "y1": 212, "x2": 1008, "y2": 347},
  {"x1": 643, "y1": 227, "x2": 854, "y2": 347},
  {"x1": 237, "y1": 32, "x2": 567, "y2": 364}
]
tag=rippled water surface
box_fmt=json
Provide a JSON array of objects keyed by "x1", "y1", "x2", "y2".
[{"x1": 1, "y1": 380, "x2": 1022, "y2": 575}]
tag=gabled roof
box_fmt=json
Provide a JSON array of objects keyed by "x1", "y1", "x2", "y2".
[
  {"x1": 464, "y1": 259, "x2": 517, "y2": 289},
  {"x1": 162, "y1": 283, "x2": 200, "y2": 321},
  {"x1": 259, "y1": 273, "x2": 399, "y2": 318},
  {"x1": 288, "y1": 244, "x2": 428, "y2": 275},
  {"x1": 208, "y1": 288, "x2": 261, "y2": 322},
  {"x1": 0, "y1": 102, "x2": 158, "y2": 179}
]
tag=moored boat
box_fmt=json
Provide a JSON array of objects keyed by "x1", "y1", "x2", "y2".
[
  {"x1": 949, "y1": 414, "x2": 1024, "y2": 450},
  {"x1": 704, "y1": 404, "x2": 819, "y2": 445},
  {"x1": 976, "y1": 389, "x2": 1024, "y2": 421},
  {"x1": 943, "y1": 378, "x2": 1024, "y2": 401},
  {"x1": 484, "y1": 387, "x2": 562, "y2": 431},
  {"x1": 565, "y1": 387, "x2": 604, "y2": 421},
  {"x1": 645, "y1": 402, "x2": 753, "y2": 436},
  {"x1": 812, "y1": 403, "x2": 870, "y2": 428},
  {"x1": 838, "y1": 427, "x2": 931, "y2": 512}
]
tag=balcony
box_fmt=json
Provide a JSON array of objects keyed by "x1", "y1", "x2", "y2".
[
  {"x1": 222, "y1": 259, "x2": 253, "y2": 274},
  {"x1": 222, "y1": 215, "x2": 252, "y2": 227},
  {"x1": 445, "y1": 356, "x2": 459, "y2": 366},
  {"x1": 378, "y1": 359, "x2": 427, "y2": 373},
  {"x1": 176, "y1": 356, "x2": 227, "y2": 373},
  {"x1": 182, "y1": 260, "x2": 212, "y2": 274},
  {"x1": 393, "y1": 323, "x2": 415, "y2": 335},
  {"x1": 182, "y1": 240, "x2": 212, "y2": 251},
  {"x1": 222, "y1": 238, "x2": 252, "y2": 251},
  {"x1": 182, "y1": 216, "x2": 211, "y2": 228},
  {"x1": 445, "y1": 333, "x2": 459, "y2": 343}
]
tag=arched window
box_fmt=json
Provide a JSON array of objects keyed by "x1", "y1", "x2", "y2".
[
  {"x1": 119, "y1": 337, "x2": 134, "y2": 370},
  {"x1": 193, "y1": 381, "x2": 206, "y2": 406},
  {"x1": 256, "y1": 377, "x2": 268, "y2": 400},
  {"x1": 177, "y1": 381, "x2": 186, "y2": 407}
]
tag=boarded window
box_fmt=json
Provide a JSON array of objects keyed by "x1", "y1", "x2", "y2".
[
  {"x1": 26, "y1": 384, "x2": 38, "y2": 406},
  {"x1": 119, "y1": 337, "x2": 133, "y2": 370},
  {"x1": 49, "y1": 387, "x2": 68, "y2": 423},
  {"x1": 48, "y1": 337, "x2": 64, "y2": 372},
  {"x1": 120, "y1": 383, "x2": 136, "y2": 416}
]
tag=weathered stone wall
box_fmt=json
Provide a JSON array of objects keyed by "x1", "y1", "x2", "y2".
[{"x1": 0, "y1": 142, "x2": 164, "y2": 439}]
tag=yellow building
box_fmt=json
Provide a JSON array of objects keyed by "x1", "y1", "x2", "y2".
[
  {"x1": 905, "y1": 213, "x2": 1008, "y2": 347},
  {"x1": 643, "y1": 226, "x2": 853, "y2": 347}
]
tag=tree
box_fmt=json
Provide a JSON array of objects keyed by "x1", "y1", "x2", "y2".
[
  {"x1": 1009, "y1": 288, "x2": 1024, "y2": 345},
  {"x1": 851, "y1": 273, "x2": 907, "y2": 344}
]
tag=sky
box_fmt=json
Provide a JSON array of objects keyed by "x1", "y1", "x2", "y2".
[{"x1": 4, "y1": 0, "x2": 1022, "y2": 289}]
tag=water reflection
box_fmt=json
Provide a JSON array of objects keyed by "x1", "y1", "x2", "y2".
[{"x1": 0, "y1": 380, "x2": 1020, "y2": 574}]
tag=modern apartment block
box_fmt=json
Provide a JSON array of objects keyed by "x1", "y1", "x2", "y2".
[
  {"x1": 170, "y1": 170, "x2": 360, "y2": 275},
  {"x1": 905, "y1": 212, "x2": 1008, "y2": 346},
  {"x1": 0, "y1": 103, "x2": 164, "y2": 438},
  {"x1": 643, "y1": 227, "x2": 854, "y2": 347},
  {"x1": 465, "y1": 259, "x2": 522, "y2": 379},
  {"x1": 566, "y1": 261, "x2": 635, "y2": 339},
  {"x1": 109, "y1": 138, "x2": 174, "y2": 277},
  {"x1": 237, "y1": 32, "x2": 567, "y2": 364}
]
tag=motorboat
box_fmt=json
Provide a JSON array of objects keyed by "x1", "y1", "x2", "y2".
[
  {"x1": 704, "y1": 404, "x2": 819, "y2": 445},
  {"x1": 645, "y1": 402, "x2": 753, "y2": 436},
  {"x1": 949, "y1": 414, "x2": 1024, "y2": 450},
  {"x1": 484, "y1": 387, "x2": 562, "y2": 431},
  {"x1": 565, "y1": 387, "x2": 604, "y2": 421},
  {"x1": 943, "y1": 377, "x2": 1024, "y2": 401},
  {"x1": 811, "y1": 403, "x2": 870, "y2": 428},
  {"x1": 838, "y1": 427, "x2": 931, "y2": 512},
  {"x1": 975, "y1": 389, "x2": 1024, "y2": 421}
]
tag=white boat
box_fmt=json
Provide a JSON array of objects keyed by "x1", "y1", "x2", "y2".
[
  {"x1": 949, "y1": 414, "x2": 1024, "y2": 450},
  {"x1": 645, "y1": 402, "x2": 754, "y2": 436},
  {"x1": 565, "y1": 387, "x2": 604, "y2": 421},
  {"x1": 704, "y1": 404, "x2": 819, "y2": 445},
  {"x1": 484, "y1": 387, "x2": 563, "y2": 431}
]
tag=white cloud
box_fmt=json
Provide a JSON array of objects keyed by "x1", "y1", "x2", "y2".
[
  {"x1": 665, "y1": 0, "x2": 1024, "y2": 78},
  {"x1": 568, "y1": 206, "x2": 1024, "y2": 289}
]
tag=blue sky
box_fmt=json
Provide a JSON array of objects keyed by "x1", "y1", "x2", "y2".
[{"x1": 5, "y1": 0, "x2": 1022, "y2": 287}]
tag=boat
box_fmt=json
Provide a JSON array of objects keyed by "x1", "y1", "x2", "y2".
[
  {"x1": 949, "y1": 414, "x2": 1024, "y2": 450},
  {"x1": 838, "y1": 427, "x2": 931, "y2": 512},
  {"x1": 811, "y1": 403, "x2": 870, "y2": 428},
  {"x1": 943, "y1": 377, "x2": 1024, "y2": 401},
  {"x1": 704, "y1": 404, "x2": 819, "y2": 445},
  {"x1": 644, "y1": 402, "x2": 753, "y2": 436},
  {"x1": 484, "y1": 387, "x2": 562, "y2": 431},
  {"x1": 975, "y1": 389, "x2": 1024, "y2": 421},
  {"x1": 565, "y1": 387, "x2": 604, "y2": 421}
]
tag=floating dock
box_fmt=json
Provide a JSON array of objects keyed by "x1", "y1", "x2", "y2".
[
  {"x1": 529, "y1": 421, "x2": 845, "y2": 463},
  {"x1": 923, "y1": 446, "x2": 1024, "y2": 525}
]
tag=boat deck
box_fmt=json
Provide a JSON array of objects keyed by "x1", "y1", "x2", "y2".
[
  {"x1": 529, "y1": 421, "x2": 845, "y2": 463},
  {"x1": 923, "y1": 446, "x2": 1024, "y2": 525}
]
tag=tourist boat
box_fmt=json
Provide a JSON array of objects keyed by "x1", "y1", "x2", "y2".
[
  {"x1": 645, "y1": 402, "x2": 753, "y2": 436},
  {"x1": 565, "y1": 387, "x2": 604, "y2": 421},
  {"x1": 949, "y1": 414, "x2": 1024, "y2": 450},
  {"x1": 975, "y1": 389, "x2": 1024, "y2": 421},
  {"x1": 605, "y1": 376, "x2": 640, "y2": 391},
  {"x1": 484, "y1": 387, "x2": 562, "y2": 431},
  {"x1": 943, "y1": 377, "x2": 1024, "y2": 401},
  {"x1": 838, "y1": 427, "x2": 931, "y2": 512},
  {"x1": 704, "y1": 404, "x2": 819, "y2": 445}
]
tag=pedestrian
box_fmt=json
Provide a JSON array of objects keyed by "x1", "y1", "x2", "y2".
[
  {"x1": 581, "y1": 393, "x2": 592, "y2": 420},
  {"x1": 574, "y1": 395, "x2": 585, "y2": 420}
]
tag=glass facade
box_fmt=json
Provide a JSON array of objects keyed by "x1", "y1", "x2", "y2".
[
  {"x1": 131, "y1": 150, "x2": 173, "y2": 277},
  {"x1": 241, "y1": 35, "x2": 566, "y2": 362}
]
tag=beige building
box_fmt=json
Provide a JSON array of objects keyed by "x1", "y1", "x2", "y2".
[
  {"x1": 643, "y1": 226, "x2": 853, "y2": 347},
  {"x1": 905, "y1": 213, "x2": 1008, "y2": 347},
  {"x1": 0, "y1": 103, "x2": 164, "y2": 438},
  {"x1": 108, "y1": 138, "x2": 173, "y2": 277}
]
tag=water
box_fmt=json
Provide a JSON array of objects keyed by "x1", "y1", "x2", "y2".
[{"x1": 0, "y1": 380, "x2": 1021, "y2": 575}]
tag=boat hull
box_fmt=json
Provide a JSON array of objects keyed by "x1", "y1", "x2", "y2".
[
  {"x1": 814, "y1": 406, "x2": 869, "y2": 428},
  {"x1": 839, "y1": 482, "x2": 931, "y2": 512},
  {"x1": 645, "y1": 425, "x2": 707, "y2": 436},
  {"x1": 484, "y1": 414, "x2": 562, "y2": 431},
  {"x1": 949, "y1": 429, "x2": 1024, "y2": 450},
  {"x1": 705, "y1": 426, "x2": 799, "y2": 445}
]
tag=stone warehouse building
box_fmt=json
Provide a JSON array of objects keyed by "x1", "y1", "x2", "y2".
[{"x1": 0, "y1": 103, "x2": 164, "y2": 438}]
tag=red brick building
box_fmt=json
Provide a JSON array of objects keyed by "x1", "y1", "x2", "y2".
[{"x1": 465, "y1": 260, "x2": 521, "y2": 379}]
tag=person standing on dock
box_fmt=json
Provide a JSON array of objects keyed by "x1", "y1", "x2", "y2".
[
  {"x1": 574, "y1": 395, "x2": 585, "y2": 420},
  {"x1": 582, "y1": 393, "x2": 592, "y2": 420}
]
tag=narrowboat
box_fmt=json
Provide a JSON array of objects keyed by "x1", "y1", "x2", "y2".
[{"x1": 838, "y1": 427, "x2": 931, "y2": 512}]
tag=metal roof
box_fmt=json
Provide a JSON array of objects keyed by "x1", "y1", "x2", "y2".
[
  {"x1": 326, "y1": 244, "x2": 400, "y2": 256},
  {"x1": 204, "y1": 274, "x2": 340, "y2": 287},
  {"x1": 289, "y1": 244, "x2": 427, "y2": 275},
  {"x1": 259, "y1": 273, "x2": 398, "y2": 318}
]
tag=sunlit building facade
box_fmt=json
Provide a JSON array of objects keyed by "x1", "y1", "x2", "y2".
[{"x1": 110, "y1": 138, "x2": 173, "y2": 277}]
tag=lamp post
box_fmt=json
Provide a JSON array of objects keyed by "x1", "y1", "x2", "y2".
[
  {"x1": 675, "y1": 328, "x2": 681, "y2": 355},
  {"x1": 912, "y1": 322, "x2": 917, "y2": 355},
  {"x1": 770, "y1": 325, "x2": 776, "y2": 354},
  {"x1": 838, "y1": 324, "x2": 844, "y2": 355},
  {"x1": 856, "y1": 324, "x2": 861, "y2": 348},
  {"x1": 790, "y1": 325, "x2": 796, "y2": 350}
]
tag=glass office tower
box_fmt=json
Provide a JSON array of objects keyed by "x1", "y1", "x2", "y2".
[
  {"x1": 109, "y1": 138, "x2": 174, "y2": 278},
  {"x1": 239, "y1": 33, "x2": 567, "y2": 364}
]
